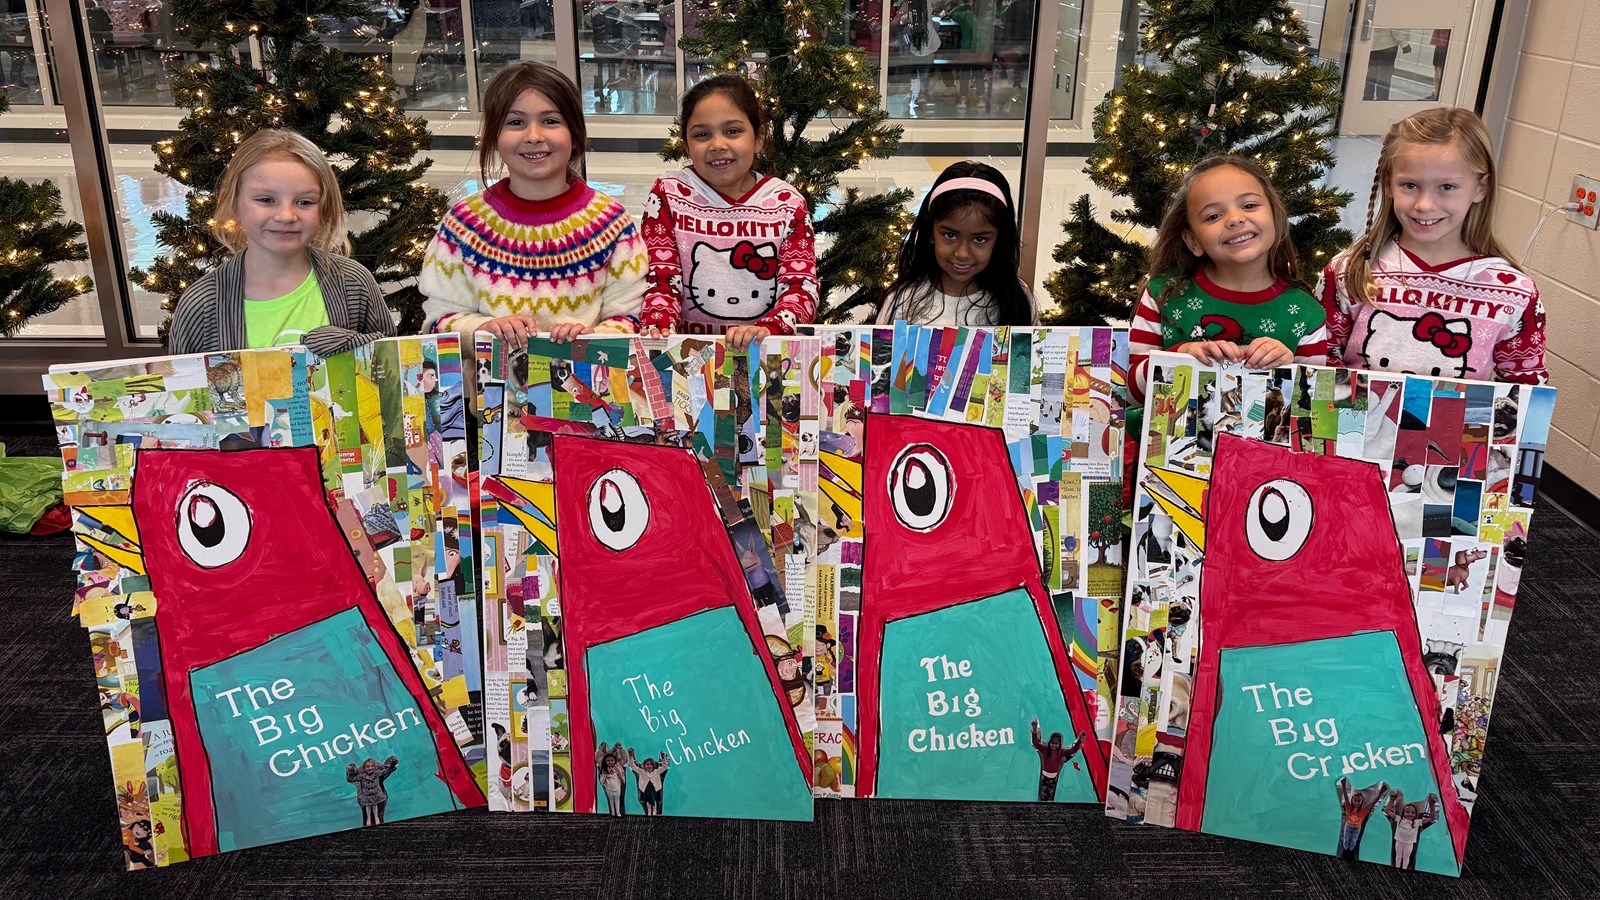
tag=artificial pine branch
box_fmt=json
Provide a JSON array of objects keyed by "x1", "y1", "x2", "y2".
[
  {"x1": 1047, "y1": 0, "x2": 1353, "y2": 323},
  {"x1": 134, "y1": 1, "x2": 446, "y2": 335},
  {"x1": 0, "y1": 91, "x2": 93, "y2": 337}
]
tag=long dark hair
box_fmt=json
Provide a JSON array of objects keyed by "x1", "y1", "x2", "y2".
[
  {"x1": 878, "y1": 161, "x2": 1034, "y2": 326},
  {"x1": 677, "y1": 73, "x2": 771, "y2": 171}
]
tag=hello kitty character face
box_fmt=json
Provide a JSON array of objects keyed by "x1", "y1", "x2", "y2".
[
  {"x1": 643, "y1": 191, "x2": 662, "y2": 220},
  {"x1": 687, "y1": 240, "x2": 778, "y2": 321},
  {"x1": 1359, "y1": 309, "x2": 1470, "y2": 378}
]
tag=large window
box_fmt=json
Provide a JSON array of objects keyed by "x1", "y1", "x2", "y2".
[
  {"x1": 0, "y1": 5, "x2": 98, "y2": 338},
  {"x1": 580, "y1": 0, "x2": 677, "y2": 115}
]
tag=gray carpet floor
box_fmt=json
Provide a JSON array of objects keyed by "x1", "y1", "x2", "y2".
[{"x1": 2, "y1": 428, "x2": 1596, "y2": 899}]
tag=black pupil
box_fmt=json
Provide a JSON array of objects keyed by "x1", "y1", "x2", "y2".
[
  {"x1": 1258, "y1": 487, "x2": 1290, "y2": 542},
  {"x1": 903, "y1": 459, "x2": 937, "y2": 518},
  {"x1": 600, "y1": 482, "x2": 627, "y2": 533},
  {"x1": 188, "y1": 495, "x2": 226, "y2": 548}
]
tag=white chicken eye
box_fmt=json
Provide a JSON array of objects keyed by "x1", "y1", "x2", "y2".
[
  {"x1": 889, "y1": 443, "x2": 953, "y2": 532},
  {"x1": 587, "y1": 469, "x2": 650, "y2": 552},
  {"x1": 176, "y1": 482, "x2": 252, "y2": 568},
  {"x1": 1244, "y1": 479, "x2": 1314, "y2": 561}
]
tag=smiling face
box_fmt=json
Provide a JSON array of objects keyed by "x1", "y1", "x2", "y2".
[
  {"x1": 1388, "y1": 139, "x2": 1488, "y2": 265},
  {"x1": 1181, "y1": 164, "x2": 1276, "y2": 284},
  {"x1": 235, "y1": 157, "x2": 323, "y2": 263},
  {"x1": 931, "y1": 204, "x2": 997, "y2": 296},
  {"x1": 496, "y1": 88, "x2": 575, "y2": 201},
  {"x1": 685, "y1": 91, "x2": 762, "y2": 196}
]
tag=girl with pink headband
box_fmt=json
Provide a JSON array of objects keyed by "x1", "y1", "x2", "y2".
[{"x1": 875, "y1": 161, "x2": 1036, "y2": 326}]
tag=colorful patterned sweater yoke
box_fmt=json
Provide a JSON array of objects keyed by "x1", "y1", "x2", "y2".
[{"x1": 420, "y1": 178, "x2": 647, "y2": 337}]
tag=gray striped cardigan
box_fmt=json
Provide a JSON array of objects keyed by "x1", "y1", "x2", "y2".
[{"x1": 165, "y1": 248, "x2": 397, "y2": 358}]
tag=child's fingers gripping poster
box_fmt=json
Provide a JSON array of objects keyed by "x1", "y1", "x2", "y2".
[
  {"x1": 45, "y1": 337, "x2": 486, "y2": 870},
  {"x1": 812, "y1": 325, "x2": 1130, "y2": 803},
  {"x1": 474, "y1": 334, "x2": 814, "y2": 820},
  {"x1": 1110, "y1": 351, "x2": 1557, "y2": 877}
]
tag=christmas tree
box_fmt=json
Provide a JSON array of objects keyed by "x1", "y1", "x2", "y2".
[
  {"x1": 668, "y1": 0, "x2": 914, "y2": 322},
  {"x1": 133, "y1": 0, "x2": 447, "y2": 333},
  {"x1": 1043, "y1": 0, "x2": 1352, "y2": 325},
  {"x1": 0, "y1": 91, "x2": 93, "y2": 337}
]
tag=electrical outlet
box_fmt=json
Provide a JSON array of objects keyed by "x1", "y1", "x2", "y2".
[{"x1": 1569, "y1": 174, "x2": 1600, "y2": 229}]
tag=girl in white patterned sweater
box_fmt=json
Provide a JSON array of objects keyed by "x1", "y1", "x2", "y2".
[
  {"x1": 640, "y1": 74, "x2": 818, "y2": 350},
  {"x1": 420, "y1": 62, "x2": 645, "y2": 348},
  {"x1": 874, "y1": 161, "x2": 1035, "y2": 327},
  {"x1": 1319, "y1": 108, "x2": 1547, "y2": 384}
]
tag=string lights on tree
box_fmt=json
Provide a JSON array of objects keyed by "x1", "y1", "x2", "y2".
[
  {"x1": 1043, "y1": 0, "x2": 1352, "y2": 325},
  {"x1": 668, "y1": 0, "x2": 913, "y2": 322},
  {"x1": 0, "y1": 91, "x2": 93, "y2": 337},
  {"x1": 133, "y1": 0, "x2": 446, "y2": 333}
]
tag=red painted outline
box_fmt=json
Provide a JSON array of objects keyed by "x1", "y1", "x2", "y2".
[
  {"x1": 551, "y1": 435, "x2": 810, "y2": 815},
  {"x1": 855, "y1": 415, "x2": 1109, "y2": 800},
  {"x1": 1175, "y1": 433, "x2": 1468, "y2": 866},
  {"x1": 133, "y1": 447, "x2": 485, "y2": 858}
]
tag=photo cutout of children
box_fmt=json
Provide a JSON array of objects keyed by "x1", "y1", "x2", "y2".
[
  {"x1": 626, "y1": 746, "x2": 671, "y2": 816},
  {"x1": 346, "y1": 755, "x2": 401, "y2": 826},
  {"x1": 1030, "y1": 717, "x2": 1087, "y2": 801},
  {"x1": 1335, "y1": 776, "x2": 1389, "y2": 861},
  {"x1": 596, "y1": 741, "x2": 627, "y2": 816},
  {"x1": 1384, "y1": 789, "x2": 1441, "y2": 870}
]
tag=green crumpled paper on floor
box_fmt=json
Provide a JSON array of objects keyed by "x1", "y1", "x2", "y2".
[{"x1": 0, "y1": 443, "x2": 64, "y2": 533}]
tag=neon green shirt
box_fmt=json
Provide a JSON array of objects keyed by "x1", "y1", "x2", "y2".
[{"x1": 244, "y1": 270, "x2": 329, "y2": 349}]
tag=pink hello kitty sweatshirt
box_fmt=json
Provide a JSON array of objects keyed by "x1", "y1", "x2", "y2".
[
  {"x1": 639, "y1": 167, "x2": 818, "y2": 335},
  {"x1": 1318, "y1": 239, "x2": 1548, "y2": 383}
]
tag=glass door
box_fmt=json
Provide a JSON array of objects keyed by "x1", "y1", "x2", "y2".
[{"x1": 1340, "y1": 0, "x2": 1495, "y2": 135}]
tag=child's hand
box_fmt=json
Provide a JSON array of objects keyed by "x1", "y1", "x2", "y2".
[
  {"x1": 1174, "y1": 340, "x2": 1244, "y2": 365},
  {"x1": 642, "y1": 325, "x2": 670, "y2": 339},
  {"x1": 484, "y1": 315, "x2": 538, "y2": 349},
  {"x1": 1242, "y1": 337, "x2": 1294, "y2": 369},
  {"x1": 548, "y1": 322, "x2": 594, "y2": 343},
  {"x1": 726, "y1": 325, "x2": 771, "y2": 352}
]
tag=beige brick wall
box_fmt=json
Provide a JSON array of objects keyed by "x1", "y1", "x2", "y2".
[{"x1": 1495, "y1": 0, "x2": 1600, "y2": 494}]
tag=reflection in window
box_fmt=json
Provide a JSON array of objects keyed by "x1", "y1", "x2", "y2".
[
  {"x1": 1048, "y1": 0, "x2": 1082, "y2": 118},
  {"x1": 2, "y1": 0, "x2": 45, "y2": 104},
  {"x1": 886, "y1": 0, "x2": 1030, "y2": 119},
  {"x1": 580, "y1": 0, "x2": 677, "y2": 115},
  {"x1": 322, "y1": 2, "x2": 468, "y2": 110},
  {"x1": 1364, "y1": 28, "x2": 1447, "y2": 102},
  {"x1": 474, "y1": 0, "x2": 557, "y2": 90},
  {"x1": 82, "y1": 0, "x2": 204, "y2": 106},
  {"x1": 119, "y1": 171, "x2": 188, "y2": 337}
]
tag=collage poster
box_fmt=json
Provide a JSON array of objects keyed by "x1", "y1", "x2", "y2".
[
  {"x1": 44, "y1": 337, "x2": 487, "y2": 870},
  {"x1": 40, "y1": 331, "x2": 1561, "y2": 877},
  {"x1": 474, "y1": 335, "x2": 814, "y2": 820},
  {"x1": 812, "y1": 326, "x2": 1130, "y2": 803},
  {"x1": 1109, "y1": 351, "x2": 1557, "y2": 876}
]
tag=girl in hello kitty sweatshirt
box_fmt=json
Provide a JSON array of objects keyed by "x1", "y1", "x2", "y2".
[{"x1": 639, "y1": 74, "x2": 818, "y2": 350}]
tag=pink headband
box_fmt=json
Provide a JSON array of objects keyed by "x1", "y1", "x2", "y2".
[{"x1": 928, "y1": 176, "x2": 1007, "y2": 204}]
